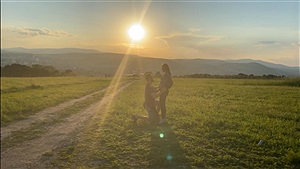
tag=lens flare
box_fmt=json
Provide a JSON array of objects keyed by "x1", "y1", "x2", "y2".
[
  {"x1": 160, "y1": 133, "x2": 164, "y2": 138},
  {"x1": 166, "y1": 154, "x2": 173, "y2": 161}
]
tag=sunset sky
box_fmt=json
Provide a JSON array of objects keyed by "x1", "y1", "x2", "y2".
[{"x1": 1, "y1": 0, "x2": 299, "y2": 67}]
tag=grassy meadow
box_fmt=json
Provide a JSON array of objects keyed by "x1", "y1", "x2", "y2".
[
  {"x1": 1, "y1": 77, "x2": 112, "y2": 126},
  {"x1": 44, "y1": 78, "x2": 300, "y2": 168}
]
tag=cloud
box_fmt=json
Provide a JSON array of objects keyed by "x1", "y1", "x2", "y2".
[
  {"x1": 255, "y1": 41, "x2": 280, "y2": 48},
  {"x1": 156, "y1": 29, "x2": 222, "y2": 49},
  {"x1": 291, "y1": 42, "x2": 300, "y2": 48},
  {"x1": 259, "y1": 41, "x2": 278, "y2": 44},
  {"x1": 188, "y1": 28, "x2": 201, "y2": 33},
  {"x1": 255, "y1": 41, "x2": 299, "y2": 49},
  {"x1": 4, "y1": 27, "x2": 73, "y2": 37},
  {"x1": 122, "y1": 43, "x2": 144, "y2": 49}
]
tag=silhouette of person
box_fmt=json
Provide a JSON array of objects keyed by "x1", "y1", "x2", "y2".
[
  {"x1": 158, "y1": 63, "x2": 172, "y2": 124},
  {"x1": 132, "y1": 73, "x2": 162, "y2": 125}
]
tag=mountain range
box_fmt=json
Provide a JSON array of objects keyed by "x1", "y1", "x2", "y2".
[{"x1": 1, "y1": 48, "x2": 299, "y2": 77}]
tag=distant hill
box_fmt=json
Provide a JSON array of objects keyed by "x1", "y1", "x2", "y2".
[
  {"x1": 226, "y1": 59, "x2": 299, "y2": 69},
  {"x1": 2, "y1": 47, "x2": 101, "y2": 54},
  {"x1": 1, "y1": 48, "x2": 299, "y2": 76}
]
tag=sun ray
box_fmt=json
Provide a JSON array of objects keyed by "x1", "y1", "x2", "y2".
[
  {"x1": 139, "y1": 1, "x2": 151, "y2": 23},
  {"x1": 94, "y1": 1, "x2": 152, "y2": 126},
  {"x1": 94, "y1": 46, "x2": 132, "y2": 126}
]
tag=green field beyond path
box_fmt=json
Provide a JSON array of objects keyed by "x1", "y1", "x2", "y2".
[
  {"x1": 1, "y1": 77, "x2": 112, "y2": 126},
  {"x1": 45, "y1": 78, "x2": 300, "y2": 168}
]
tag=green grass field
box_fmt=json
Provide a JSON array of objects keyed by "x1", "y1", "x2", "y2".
[
  {"x1": 1, "y1": 77, "x2": 112, "y2": 126},
  {"x1": 44, "y1": 78, "x2": 300, "y2": 168}
]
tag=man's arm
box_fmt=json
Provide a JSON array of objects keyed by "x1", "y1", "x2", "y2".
[{"x1": 150, "y1": 88, "x2": 166, "y2": 99}]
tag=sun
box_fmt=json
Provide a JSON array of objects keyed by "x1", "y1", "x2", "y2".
[{"x1": 128, "y1": 24, "x2": 145, "y2": 41}]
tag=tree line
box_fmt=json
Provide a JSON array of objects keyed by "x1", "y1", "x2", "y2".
[
  {"x1": 177, "y1": 73, "x2": 286, "y2": 79},
  {"x1": 1, "y1": 64, "x2": 75, "y2": 77}
]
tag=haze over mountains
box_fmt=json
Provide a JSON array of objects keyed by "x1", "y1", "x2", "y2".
[
  {"x1": 2, "y1": 47, "x2": 100, "y2": 54},
  {"x1": 1, "y1": 48, "x2": 299, "y2": 77}
]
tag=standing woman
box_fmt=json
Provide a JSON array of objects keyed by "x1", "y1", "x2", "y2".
[{"x1": 159, "y1": 63, "x2": 173, "y2": 124}]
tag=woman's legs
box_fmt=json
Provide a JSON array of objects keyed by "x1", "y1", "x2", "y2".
[
  {"x1": 159, "y1": 90, "x2": 169, "y2": 120},
  {"x1": 155, "y1": 100, "x2": 161, "y2": 114}
]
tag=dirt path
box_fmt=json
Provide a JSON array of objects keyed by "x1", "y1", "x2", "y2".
[
  {"x1": 1, "y1": 89, "x2": 106, "y2": 141},
  {"x1": 1, "y1": 82, "x2": 132, "y2": 169}
]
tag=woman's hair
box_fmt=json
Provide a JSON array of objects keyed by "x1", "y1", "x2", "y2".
[{"x1": 162, "y1": 63, "x2": 171, "y2": 73}]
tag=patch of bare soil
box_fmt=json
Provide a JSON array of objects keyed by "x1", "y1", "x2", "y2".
[{"x1": 1, "y1": 82, "x2": 132, "y2": 169}]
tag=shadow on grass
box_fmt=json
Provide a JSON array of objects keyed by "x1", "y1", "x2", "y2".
[{"x1": 148, "y1": 123, "x2": 191, "y2": 169}]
